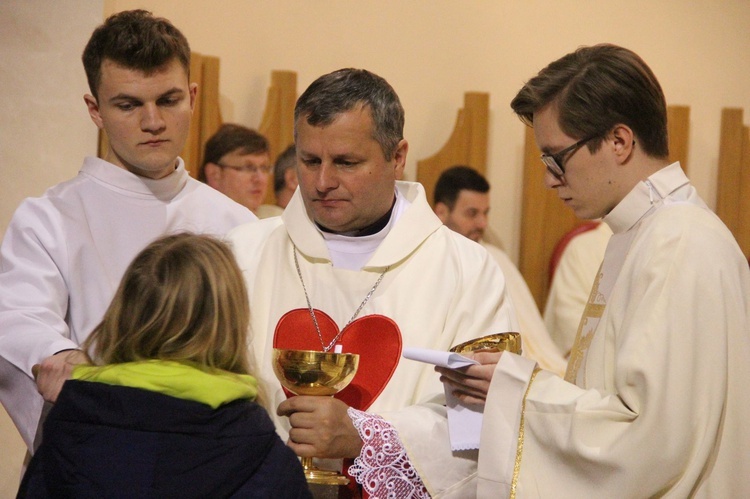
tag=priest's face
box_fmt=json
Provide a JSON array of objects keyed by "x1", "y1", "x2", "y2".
[
  {"x1": 84, "y1": 58, "x2": 197, "y2": 179},
  {"x1": 435, "y1": 190, "x2": 490, "y2": 243},
  {"x1": 295, "y1": 105, "x2": 408, "y2": 233},
  {"x1": 533, "y1": 103, "x2": 623, "y2": 220}
]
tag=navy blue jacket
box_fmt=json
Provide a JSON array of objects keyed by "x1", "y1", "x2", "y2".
[{"x1": 18, "y1": 380, "x2": 311, "y2": 498}]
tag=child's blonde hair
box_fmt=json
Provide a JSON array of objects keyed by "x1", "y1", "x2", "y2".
[{"x1": 83, "y1": 233, "x2": 252, "y2": 376}]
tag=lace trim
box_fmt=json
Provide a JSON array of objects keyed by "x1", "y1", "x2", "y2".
[{"x1": 347, "y1": 408, "x2": 430, "y2": 499}]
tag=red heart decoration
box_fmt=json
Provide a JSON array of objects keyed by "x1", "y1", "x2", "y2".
[{"x1": 273, "y1": 308, "x2": 402, "y2": 411}]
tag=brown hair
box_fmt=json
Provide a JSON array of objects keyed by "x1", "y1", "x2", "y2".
[
  {"x1": 82, "y1": 233, "x2": 251, "y2": 376},
  {"x1": 82, "y1": 9, "x2": 191, "y2": 99},
  {"x1": 198, "y1": 124, "x2": 270, "y2": 182},
  {"x1": 510, "y1": 44, "x2": 668, "y2": 158}
]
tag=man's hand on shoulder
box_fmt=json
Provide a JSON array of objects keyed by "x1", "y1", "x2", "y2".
[
  {"x1": 33, "y1": 349, "x2": 89, "y2": 403},
  {"x1": 277, "y1": 396, "x2": 364, "y2": 459}
]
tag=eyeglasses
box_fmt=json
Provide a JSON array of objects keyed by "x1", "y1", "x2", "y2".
[
  {"x1": 540, "y1": 134, "x2": 598, "y2": 179},
  {"x1": 216, "y1": 162, "x2": 272, "y2": 175}
]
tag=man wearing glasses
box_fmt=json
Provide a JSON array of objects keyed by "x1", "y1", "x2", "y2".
[
  {"x1": 439, "y1": 43, "x2": 750, "y2": 496},
  {"x1": 375, "y1": 44, "x2": 750, "y2": 497},
  {"x1": 200, "y1": 123, "x2": 279, "y2": 217}
]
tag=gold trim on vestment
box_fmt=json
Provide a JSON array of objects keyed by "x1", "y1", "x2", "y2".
[
  {"x1": 564, "y1": 264, "x2": 605, "y2": 383},
  {"x1": 510, "y1": 367, "x2": 540, "y2": 499}
]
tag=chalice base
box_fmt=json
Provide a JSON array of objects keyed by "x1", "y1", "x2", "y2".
[{"x1": 302, "y1": 458, "x2": 350, "y2": 485}]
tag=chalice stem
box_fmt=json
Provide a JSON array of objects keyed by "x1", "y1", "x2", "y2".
[
  {"x1": 299, "y1": 456, "x2": 350, "y2": 485},
  {"x1": 301, "y1": 456, "x2": 315, "y2": 471}
]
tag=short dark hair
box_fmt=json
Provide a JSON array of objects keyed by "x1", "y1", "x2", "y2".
[
  {"x1": 434, "y1": 166, "x2": 490, "y2": 209},
  {"x1": 273, "y1": 144, "x2": 296, "y2": 195},
  {"x1": 294, "y1": 68, "x2": 405, "y2": 160},
  {"x1": 198, "y1": 124, "x2": 269, "y2": 182},
  {"x1": 82, "y1": 10, "x2": 191, "y2": 100},
  {"x1": 510, "y1": 44, "x2": 668, "y2": 158}
]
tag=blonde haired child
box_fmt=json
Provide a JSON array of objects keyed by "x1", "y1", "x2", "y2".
[{"x1": 19, "y1": 233, "x2": 310, "y2": 498}]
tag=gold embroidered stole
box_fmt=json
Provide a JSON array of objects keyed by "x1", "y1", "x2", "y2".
[
  {"x1": 564, "y1": 263, "x2": 605, "y2": 382},
  {"x1": 564, "y1": 227, "x2": 638, "y2": 384}
]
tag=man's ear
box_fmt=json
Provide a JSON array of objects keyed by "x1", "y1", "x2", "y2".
[
  {"x1": 392, "y1": 139, "x2": 408, "y2": 179},
  {"x1": 610, "y1": 124, "x2": 635, "y2": 164},
  {"x1": 285, "y1": 167, "x2": 298, "y2": 190},
  {"x1": 434, "y1": 202, "x2": 450, "y2": 223},
  {"x1": 188, "y1": 82, "x2": 198, "y2": 113},
  {"x1": 84, "y1": 94, "x2": 104, "y2": 129},
  {"x1": 203, "y1": 162, "x2": 222, "y2": 187}
]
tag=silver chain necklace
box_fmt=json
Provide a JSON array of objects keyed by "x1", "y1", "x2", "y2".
[{"x1": 293, "y1": 246, "x2": 389, "y2": 352}]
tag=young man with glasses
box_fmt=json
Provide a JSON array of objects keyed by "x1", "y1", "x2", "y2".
[
  {"x1": 359, "y1": 44, "x2": 749, "y2": 497},
  {"x1": 432, "y1": 43, "x2": 750, "y2": 496},
  {"x1": 200, "y1": 123, "x2": 279, "y2": 216}
]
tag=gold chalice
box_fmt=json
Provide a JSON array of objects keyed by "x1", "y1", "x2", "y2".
[
  {"x1": 450, "y1": 332, "x2": 522, "y2": 354},
  {"x1": 272, "y1": 348, "x2": 360, "y2": 486}
]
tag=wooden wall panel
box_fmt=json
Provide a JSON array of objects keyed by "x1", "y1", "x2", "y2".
[
  {"x1": 181, "y1": 53, "x2": 205, "y2": 178},
  {"x1": 97, "y1": 126, "x2": 107, "y2": 159},
  {"x1": 716, "y1": 109, "x2": 744, "y2": 235},
  {"x1": 258, "y1": 70, "x2": 298, "y2": 205},
  {"x1": 740, "y1": 130, "x2": 750, "y2": 258},
  {"x1": 716, "y1": 108, "x2": 750, "y2": 259},
  {"x1": 667, "y1": 105, "x2": 690, "y2": 172},
  {"x1": 416, "y1": 92, "x2": 489, "y2": 208},
  {"x1": 196, "y1": 55, "x2": 223, "y2": 175}
]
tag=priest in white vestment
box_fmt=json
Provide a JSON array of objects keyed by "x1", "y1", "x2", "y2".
[{"x1": 228, "y1": 68, "x2": 537, "y2": 498}]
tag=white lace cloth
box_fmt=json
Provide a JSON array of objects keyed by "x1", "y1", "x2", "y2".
[{"x1": 347, "y1": 408, "x2": 430, "y2": 498}]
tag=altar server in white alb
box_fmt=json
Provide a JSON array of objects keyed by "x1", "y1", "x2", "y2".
[
  {"x1": 433, "y1": 44, "x2": 750, "y2": 497},
  {"x1": 229, "y1": 68, "x2": 552, "y2": 498},
  {"x1": 0, "y1": 10, "x2": 254, "y2": 453}
]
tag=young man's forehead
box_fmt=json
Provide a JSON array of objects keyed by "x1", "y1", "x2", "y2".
[
  {"x1": 97, "y1": 58, "x2": 190, "y2": 97},
  {"x1": 99, "y1": 57, "x2": 189, "y2": 80}
]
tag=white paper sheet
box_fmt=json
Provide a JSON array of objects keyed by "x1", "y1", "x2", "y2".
[{"x1": 402, "y1": 347, "x2": 483, "y2": 450}]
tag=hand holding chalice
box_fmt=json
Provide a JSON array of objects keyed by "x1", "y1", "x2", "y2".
[{"x1": 272, "y1": 348, "x2": 360, "y2": 486}]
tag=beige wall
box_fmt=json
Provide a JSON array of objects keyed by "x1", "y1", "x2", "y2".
[
  {"x1": 0, "y1": 1, "x2": 101, "y2": 238},
  {"x1": 0, "y1": 2, "x2": 102, "y2": 495},
  {"x1": 3, "y1": 1, "x2": 750, "y2": 257},
  {"x1": 104, "y1": 0, "x2": 750, "y2": 260}
]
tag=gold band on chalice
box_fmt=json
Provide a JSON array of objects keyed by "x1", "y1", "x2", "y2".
[
  {"x1": 450, "y1": 332, "x2": 522, "y2": 354},
  {"x1": 272, "y1": 348, "x2": 360, "y2": 486}
]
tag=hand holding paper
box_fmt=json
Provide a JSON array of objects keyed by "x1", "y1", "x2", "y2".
[
  {"x1": 402, "y1": 334, "x2": 518, "y2": 450},
  {"x1": 403, "y1": 347, "x2": 503, "y2": 404},
  {"x1": 402, "y1": 347, "x2": 485, "y2": 451}
]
